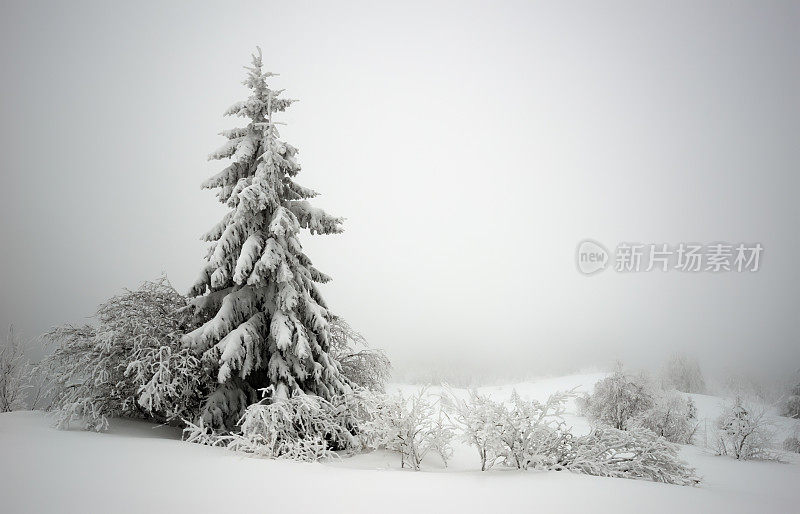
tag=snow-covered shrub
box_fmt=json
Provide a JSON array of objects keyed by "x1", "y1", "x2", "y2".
[
  {"x1": 784, "y1": 396, "x2": 800, "y2": 419},
  {"x1": 443, "y1": 389, "x2": 575, "y2": 471},
  {"x1": 0, "y1": 326, "x2": 29, "y2": 412},
  {"x1": 185, "y1": 388, "x2": 355, "y2": 461},
  {"x1": 628, "y1": 392, "x2": 698, "y2": 444},
  {"x1": 441, "y1": 389, "x2": 507, "y2": 470},
  {"x1": 371, "y1": 389, "x2": 454, "y2": 470},
  {"x1": 715, "y1": 397, "x2": 778, "y2": 460},
  {"x1": 44, "y1": 277, "x2": 208, "y2": 430},
  {"x1": 444, "y1": 387, "x2": 697, "y2": 484},
  {"x1": 574, "y1": 392, "x2": 590, "y2": 416},
  {"x1": 328, "y1": 387, "x2": 386, "y2": 450},
  {"x1": 783, "y1": 435, "x2": 800, "y2": 453},
  {"x1": 781, "y1": 381, "x2": 800, "y2": 419},
  {"x1": 184, "y1": 388, "x2": 454, "y2": 466},
  {"x1": 498, "y1": 390, "x2": 575, "y2": 470},
  {"x1": 583, "y1": 370, "x2": 655, "y2": 430},
  {"x1": 329, "y1": 317, "x2": 391, "y2": 392},
  {"x1": 427, "y1": 408, "x2": 456, "y2": 467},
  {"x1": 661, "y1": 354, "x2": 706, "y2": 394},
  {"x1": 564, "y1": 425, "x2": 699, "y2": 486}
]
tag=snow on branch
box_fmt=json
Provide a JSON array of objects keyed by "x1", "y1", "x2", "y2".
[
  {"x1": 329, "y1": 317, "x2": 391, "y2": 392},
  {"x1": 287, "y1": 201, "x2": 344, "y2": 235}
]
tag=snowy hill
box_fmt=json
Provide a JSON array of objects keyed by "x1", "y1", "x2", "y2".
[{"x1": 2, "y1": 373, "x2": 799, "y2": 514}]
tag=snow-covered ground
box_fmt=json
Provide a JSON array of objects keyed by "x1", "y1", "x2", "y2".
[{"x1": 2, "y1": 373, "x2": 799, "y2": 514}]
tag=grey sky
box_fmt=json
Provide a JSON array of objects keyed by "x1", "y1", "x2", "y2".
[{"x1": 1, "y1": 1, "x2": 798, "y2": 380}]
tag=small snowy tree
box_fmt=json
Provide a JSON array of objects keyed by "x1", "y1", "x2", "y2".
[
  {"x1": 372, "y1": 389, "x2": 453, "y2": 470},
  {"x1": 628, "y1": 392, "x2": 698, "y2": 444},
  {"x1": 715, "y1": 396, "x2": 778, "y2": 460},
  {"x1": 497, "y1": 390, "x2": 575, "y2": 470},
  {"x1": 183, "y1": 49, "x2": 350, "y2": 431},
  {"x1": 329, "y1": 317, "x2": 391, "y2": 392},
  {"x1": 428, "y1": 407, "x2": 456, "y2": 467},
  {"x1": 584, "y1": 369, "x2": 655, "y2": 430},
  {"x1": 0, "y1": 326, "x2": 29, "y2": 412},
  {"x1": 661, "y1": 354, "x2": 706, "y2": 394},
  {"x1": 441, "y1": 389, "x2": 507, "y2": 471}
]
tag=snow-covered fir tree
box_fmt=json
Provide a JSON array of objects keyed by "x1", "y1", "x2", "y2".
[{"x1": 184, "y1": 49, "x2": 350, "y2": 431}]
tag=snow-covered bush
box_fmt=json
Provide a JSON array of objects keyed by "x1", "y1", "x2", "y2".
[
  {"x1": 329, "y1": 317, "x2": 391, "y2": 392},
  {"x1": 441, "y1": 389, "x2": 507, "y2": 470},
  {"x1": 784, "y1": 396, "x2": 800, "y2": 419},
  {"x1": 184, "y1": 388, "x2": 455, "y2": 467},
  {"x1": 661, "y1": 354, "x2": 706, "y2": 394},
  {"x1": 443, "y1": 389, "x2": 575, "y2": 471},
  {"x1": 715, "y1": 397, "x2": 778, "y2": 460},
  {"x1": 583, "y1": 370, "x2": 655, "y2": 430},
  {"x1": 44, "y1": 324, "x2": 125, "y2": 431},
  {"x1": 0, "y1": 326, "x2": 29, "y2": 412},
  {"x1": 565, "y1": 425, "x2": 699, "y2": 485},
  {"x1": 185, "y1": 388, "x2": 355, "y2": 461},
  {"x1": 44, "y1": 277, "x2": 208, "y2": 431},
  {"x1": 371, "y1": 389, "x2": 454, "y2": 470},
  {"x1": 781, "y1": 380, "x2": 800, "y2": 419},
  {"x1": 628, "y1": 392, "x2": 698, "y2": 444},
  {"x1": 328, "y1": 387, "x2": 387, "y2": 450},
  {"x1": 574, "y1": 392, "x2": 590, "y2": 416},
  {"x1": 783, "y1": 435, "x2": 800, "y2": 453},
  {"x1": 444, "y1": 387, "x2": 697, "y2": 484},
  {"x1": 498, "y1": 390, "x2": 575, "y2": 470}
]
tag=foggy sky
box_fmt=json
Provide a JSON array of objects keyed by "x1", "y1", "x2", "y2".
[{"x1": 1, "y1": 1, "x2": 798, "y2": 380}]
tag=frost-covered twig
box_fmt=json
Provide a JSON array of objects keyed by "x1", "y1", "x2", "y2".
[{"x1": 0, "y1": 326, "x2": 31, "y2": 412}]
